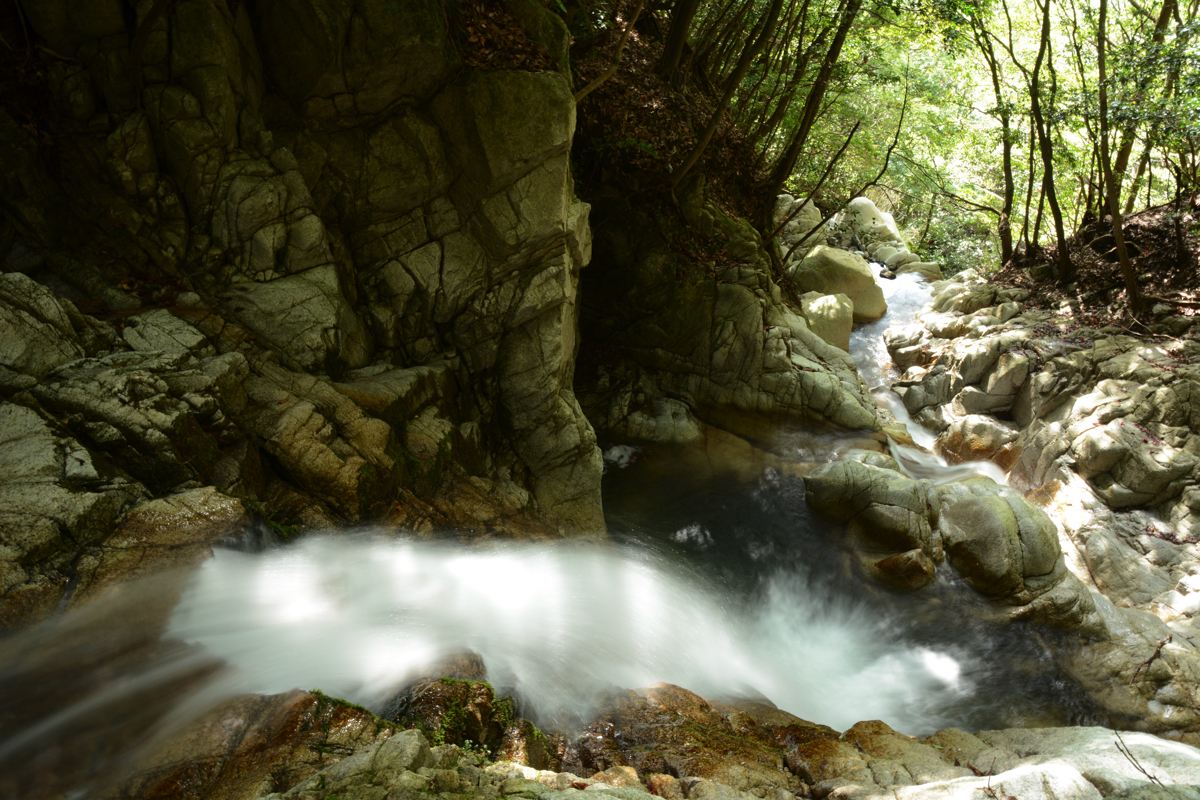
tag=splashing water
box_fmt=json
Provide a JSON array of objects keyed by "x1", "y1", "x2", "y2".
[
  {"x1": 0, "y1": 268, "x2": 1094, "y2": 799},
  {"x1": 163, "y1": 535, "x2": 976, "y2": 733},
  {"x1": 0, "y1": 531, "x2": 991, "y2": 797}
]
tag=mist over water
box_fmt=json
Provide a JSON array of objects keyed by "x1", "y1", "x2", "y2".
[
  {"x1": 0, "y1": 267, "x2": 1103, "y2": 799},
  {"x1": 165, "y1": 533, "x2": 974, "y2": 734}
]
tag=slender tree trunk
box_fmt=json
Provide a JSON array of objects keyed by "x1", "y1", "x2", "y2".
[
  {"x1": 972, "y1": 13, "x2": 1014, "y2": 264},
  {"x1": 1113, "y1": 0, "x2": 1177, "y2": 200},
  {"x1": 760, "y1": 0, "x2": 862, "y2": 225},
  {"x1": 1030, "y1": 0, "x2": 1073, "y2": 281},
  {"x1": 750, "y1": 0, "x2": 825, "y2": 155},
  {"x1": 718, "y1": 12, "x2": 768, "y2": 92},
  {"x1": 1034, "y1": 182, "x2": 1046, "y2": 245},
  {"x1": 1123, "y1": 145, "x2": 1153, "y2": 214},
  {"x1": 658, "y1": 0, "x2": 702, "y2": 87},
  {"x1": 1072, "y1": 148, "x2": 1096, "y2": 232},
  {"x1": 1098, "y1": 0, "x2": 1144, "y2": 310},
  {"x1": 1021, "y1": 113, "x2": 1036, "y2": 246},
  {"x1": 574, "y1": 0, "x2": 646, "y2": 103},
  {"x1": 704, "y1": 0, "x2": 754, "y2": 86},
  {"x1": 670, "y1": 0, "x2": 785, "y2": 189}
]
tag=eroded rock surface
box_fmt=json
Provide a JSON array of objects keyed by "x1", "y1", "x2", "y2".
[
  {"x1": 580, "y1": 185, "x2": 882, "y2": 447},
  {"x1": 879, "y1": 267, "x2": 1200, "y2": 739}
]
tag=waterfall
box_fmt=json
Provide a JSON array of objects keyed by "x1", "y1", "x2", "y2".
[{"x1": 0, "y1": 266, "x2": 1099, "y2": 799}]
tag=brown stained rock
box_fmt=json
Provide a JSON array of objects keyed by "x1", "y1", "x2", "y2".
[
  {"x1": 70, "y1": 487, "x2": 246, "y2": 608},
  {"x1": 707, "y1": 696, "x2": 839, "y2": 753},
  {"x1": 938, "y1": 415, "x2": 1019, "y2": 463},
  {"x1": 639, "y1": 682, "x2": 726, "y2": 727},
  {"x1": 0, "y1": 571, "x2": 222, "y2": 800},
  {"x1": 922, "y1": 727, "x2": 991, "y2": 767},
  {"x1": 871, "y1": 548, "x2": 937, "y2": 591},
  {"x1": 123, "y1": 691, "x2": 398, "y2": 800},
  {"x1": 497, "y1": 719, "x2": 562, "y2": 772},
  {"x1": 842, "y1": 720, "x2": 974, "y2": 784},
  {"x1": 559, "y1": 686, "x2": 809, "y2": 796},
  {"x1": 396, "y1": 678, "x2": 512, "y2": 753},
  {"x1": 590, "y1": 765, "x2": 643, "y2": 788},
  {"x1": 646, "y1": 773, "x2": 685, "y2": 799},
  {"x1": 784, "y1": 738, "x2": 869, "y2": 785}
]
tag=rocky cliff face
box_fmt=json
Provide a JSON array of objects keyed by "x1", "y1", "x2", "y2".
[
  {"x1": 0, "y1": 0, "x2": 607, "y2": 626},
  {"x1": 0, "y1": 0, "x2": 900, "y2": 628},
  {"x1": 882, "y1": 268, "x2": 1200, "y2": 742}
]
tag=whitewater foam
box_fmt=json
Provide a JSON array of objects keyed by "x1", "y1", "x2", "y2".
[{"x1": 162, "y1": 534, "x2": 974, "y2": 733}]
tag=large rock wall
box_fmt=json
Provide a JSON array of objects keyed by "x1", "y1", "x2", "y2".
[
  {"x1": 579, "y1": 180, "x2": 882, "y2": 446},
  {"x1": 0, "y1": 0, "x2": 604, "y2": 625}
]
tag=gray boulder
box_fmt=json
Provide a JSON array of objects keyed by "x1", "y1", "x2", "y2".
[
  {"x1": 790, "y1": 246, "x2": 887, "y2": 321},
  {"x1": 936, "y1": 478, "x2": 1065, "y2": 604}
]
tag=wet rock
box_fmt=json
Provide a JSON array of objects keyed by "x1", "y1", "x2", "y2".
[
  {"x1": 104, "y1": 691, "x2": 402, "y2": 800},
  {"x1": 804, "y1": 457, "x2": 942, "y2": 589},
  {"x1": 843, "y1": 720, "x2": 973, "y2": 783},
  {"x1": 0, "y1": 402, "x2": 139, "y2": 626},
  {"x1": 70, "y1": 486, "x2": 245, "y2": 606},
  {"x1": 938, "y1": 415, "x2": 1019, "y2": 462},
  {"x1": 645, "y1": 773, "x2": 685, "y2": 799},
  {"x1": 896, "y1": 261, "x2": 944, "y2": 281},
  {"x1": 800, "y1": 291, "x2": 854, "y2": 352},
  {"x1": 392, "y1": 677, "x2": 517, "y2": 756},
  {"x1": 791, "y1": 245, "x2": 888, "y2": 322},
  {"x1": 936, "y1": 478, "x2": 1065, "y2": 604}
]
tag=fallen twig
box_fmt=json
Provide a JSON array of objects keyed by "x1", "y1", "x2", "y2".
[
  {"x1": 1114, "y1": 729, "x2": 1166, "y2": 787},
  {"x1": 979, "y1": 760, "x2": 1016, "y2": 800},
  {"x1": 1130, "y1": 635, "x2": 1171, "y2": 685}
]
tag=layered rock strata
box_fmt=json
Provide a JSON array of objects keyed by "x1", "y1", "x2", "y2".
[{"x1": 0, "y1": 0, "x2": 608, "y2": 626}]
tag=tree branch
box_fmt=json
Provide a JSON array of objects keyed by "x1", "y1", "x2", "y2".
[{"x1": 574, "y1": 0, "x2": 646, "y2": 104}]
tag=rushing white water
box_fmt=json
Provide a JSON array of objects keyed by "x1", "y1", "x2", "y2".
[
  {"x1": 854, "y1": 269, "x2": 1009, "y2": 485},
  {"x1": 850, "y1": 270, "x2": 934, "y2": 391},
  {"x1": 0, "y1": 263, "x2": 1086, "y2": 799},
  {"x1": 166, "y1": 535, "x2": 971, "y2": 733}
]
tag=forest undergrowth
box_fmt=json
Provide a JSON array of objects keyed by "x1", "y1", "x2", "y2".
[{"x1": 993, "y1": 200, "x2": 1200, "y2": 332}]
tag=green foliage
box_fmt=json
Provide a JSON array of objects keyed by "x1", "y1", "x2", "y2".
[
  {"x1": 242, "y1": 499, "x2": 299, "y2": 540},
  {"x1": 311, "y1": 689, "x2": 373, "y2": 716},
  {"x1": 921, "y1": 212, "x2": 1000, "y2": 276}
]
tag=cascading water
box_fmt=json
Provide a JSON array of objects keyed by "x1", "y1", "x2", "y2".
[
  {"x1": 853, "y1": 270, "x2": 1008, "y2": 484},
  {"x1": 0, "y1": 267, "x2": 1101, "y2": 799}
]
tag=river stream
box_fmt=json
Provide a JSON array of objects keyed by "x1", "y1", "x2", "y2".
[{"x1": 0, "y1": 269, "x2": 1103, "y2": 797}]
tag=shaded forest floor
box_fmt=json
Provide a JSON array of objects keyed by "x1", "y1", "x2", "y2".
[
  {"x1": 568, "y1": 11, "x2": 1200, "y2": 340},
  {"x1": 992, "y1": 202, "x2": 1200, "y2": 333},
  {"x1": 570, "y1": 10, "x2": 765, "y2": 220}
]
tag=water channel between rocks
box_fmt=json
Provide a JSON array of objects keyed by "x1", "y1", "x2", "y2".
[{"x1": 0, "y1": 270, "x2": 1106, "y2": 794}]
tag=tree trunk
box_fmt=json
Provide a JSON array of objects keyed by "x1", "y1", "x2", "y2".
[
  {"x1": 1098, "y1": 0, "x2": 1144, "y2": 311},
  {"x1": 759, "y1": 0, "x2": 862, "y2": 226},
  {"x1": 657, "y1": 0, "x2": 702, "y2": 87},
  {"x1": 574, "y1": 0, "x2": 647, "y2": 103},
  {"x1": 670, "y1": 0, "x2": 786, "y2": 189},
  {"x1": 971, "y1": 13, "x2": 1014, "y2": 264},
  {"x1": 1030, "y1": 0, "x2": 1073, "y2": 282},
  {"x1": 1021, "y1": 112, "x2": 1036, "y2": 246},
  {"x1": 1123, "y1": 145, "x2": 1153, "y2": 214},
  {"x1": 1113, "y1": 0, "x2": 1177, "y2": 205}
]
